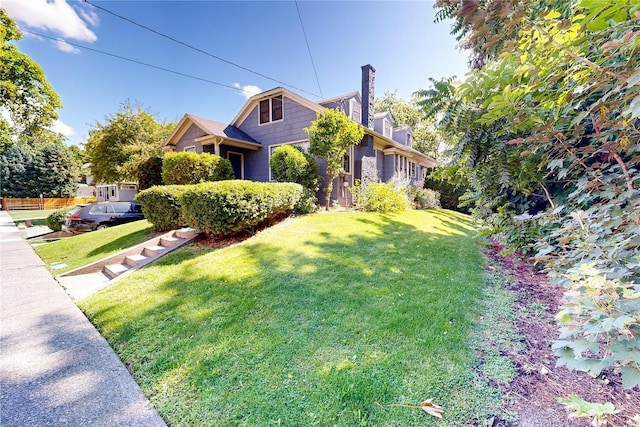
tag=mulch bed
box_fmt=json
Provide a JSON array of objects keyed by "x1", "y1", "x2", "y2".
[{"x1": 485, "y1": 241, "x2": 640, "y2": 426}]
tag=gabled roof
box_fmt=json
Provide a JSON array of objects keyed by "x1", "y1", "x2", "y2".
[
  {"x1": 374, "y1": 111, "x2": 393, "y2": 121},
  {"x1": 318, "y1": 91, "x2": 361, "y2": 106},
  {"x1": 163, "y1": 113, "x2": 259, "y2": 148},
  {"x1": 230, "y1": 87, "x2": 324, "y2": 127}
]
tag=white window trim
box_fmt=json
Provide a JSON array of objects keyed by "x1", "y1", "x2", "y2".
[
  {"x1": 268, "y1": 140, "x2": 310, "y2": 181},
  {"x1": 350, "y1": 98, "x2": 361, "y2": 123},
  {"x1": 258, "y1": 95, "x2": 285, "y2": 126},
  {"x1": 343, "y1": 146, "x2": 353, "y2": 175},
  {"x1": 227, "y1": 151, "x2": 245, "y2": 180},
  {"x1": 183, "y1": 145, "x2": 196, "y2": 152}
]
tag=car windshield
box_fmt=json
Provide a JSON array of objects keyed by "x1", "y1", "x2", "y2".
[{"x1": 67, "y1": 206, "x2": 83, "y2": 216}]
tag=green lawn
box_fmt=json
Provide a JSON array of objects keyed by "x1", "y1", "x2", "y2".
[
  {"x1": 34, "y1": 220, "x2": 158, "y2": 275},
  {"x1": 7, "y1": 209, "x2": 57, "y2": 221},
  {"x1": 80, "y1": 210, "x2": 510, "y2": 426}
]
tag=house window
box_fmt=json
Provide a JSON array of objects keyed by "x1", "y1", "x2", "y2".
[
  {"x1": 259, "y1": 95, "x2": 284, "y2": 125},
  {"x1": 184, "y1": 145, "x2": 196, "y2": 152},
  {"x1": 351, "y1": 100, "x2": 361, "y2": 123},
  {"x1": 343, "y1": 149, "x2": 351, "y2": 174},
  {"x1": 384, "y1": 119, "x2": 392, "y2": 138}
]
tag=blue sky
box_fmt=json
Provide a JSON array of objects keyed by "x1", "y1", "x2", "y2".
[{"x1": 4, "y1": 1, "x2": 470, "y2": 146}]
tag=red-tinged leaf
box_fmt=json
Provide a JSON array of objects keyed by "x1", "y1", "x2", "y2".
[
  {"x1": 457, "y1": 0, "x2": 479, "y2": 19},
  {"x1": 601, "y1": 40, "x2": 624, "y2": 51}
]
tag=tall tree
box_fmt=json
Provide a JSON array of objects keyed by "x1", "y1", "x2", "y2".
[
  {"x1": 85, "y1": 101, "x2": 173, "y2": 183},
  {"x1": 0, "y1": 143, "x2": 35, "y2": 197},
  {"x1": 427, "y1": 0, "x2": 640, "y2": 388},
  {"x1": 0, "y1": 9, "x2": 61, "y2": 149},
  {"x1": 34, "y1": 141, "x2": 79, "y2": 197},
  {"x1": 305, "y1": 108, "x2": 364, "y2": 210}
]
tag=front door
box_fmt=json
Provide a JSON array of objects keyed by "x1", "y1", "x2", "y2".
[{"x1": 228, "y1": 152, "x2": 244, "y2": 179}]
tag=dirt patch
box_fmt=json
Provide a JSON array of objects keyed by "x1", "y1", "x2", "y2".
[{"x1": 485, "y1": 242, "x2": 640, "y2": 426}]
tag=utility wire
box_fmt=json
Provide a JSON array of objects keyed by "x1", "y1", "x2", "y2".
[
  {"x1": 23, "y1": 29, "x2": 248, "y2": 94},
  {"x1": 83, "y1": 0, "x2": 322, "y2": 99},
  {"x1": 294, "y1": 0, "x2": 323, "y2": 98}
]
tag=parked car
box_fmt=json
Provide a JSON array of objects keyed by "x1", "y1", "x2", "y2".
[{"x1": 62, "y1": 201, "x2": 144, "y2": 233}]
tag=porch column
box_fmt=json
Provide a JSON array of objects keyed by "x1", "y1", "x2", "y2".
[{"x1": 214, "y1": 136, "x2": 223, "y2": 156}]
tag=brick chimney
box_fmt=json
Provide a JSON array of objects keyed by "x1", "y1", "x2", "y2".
[{"x1": 361, "y1": 64, "x2": 375, "y2": 129}]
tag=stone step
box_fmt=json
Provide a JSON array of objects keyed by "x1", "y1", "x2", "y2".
[
  {"x1": 103, "y1": 263, "x2": 129, "y2": 279},
  {"x1": 124, "y1": 254, "x2": 149, "y2": 268},
  {"x1": 160, "y1": 236, "x2": 182, "y2": 247},
  {"x1": 175, "y1": 228, "x2": 199, "y2": 240},
  {"x1": 143, "y1": 245, "x2": 167, "y2": 257}
]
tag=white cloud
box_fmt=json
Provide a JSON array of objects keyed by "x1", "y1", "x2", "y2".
[
  {"x1": 3, "y1": 0, "x2": 97, "y2": 43},
  {"x1": 53, "y1": 39, "x2": 80, "y2": 54},
  {"x1": 239, "y1": 85, "x2": 261, "y2": 100},
  {"x1": 50, "y1": 120, "x2": 75, "y2": 138}
]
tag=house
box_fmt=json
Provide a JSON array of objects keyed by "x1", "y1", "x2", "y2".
[{"x1": 162, "y1": 65, "x2": 436, "y2": 206}]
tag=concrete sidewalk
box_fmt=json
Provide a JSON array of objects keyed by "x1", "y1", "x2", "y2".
[{"x1": 0, "y1": 211, "x2": 166, "y2": 426}]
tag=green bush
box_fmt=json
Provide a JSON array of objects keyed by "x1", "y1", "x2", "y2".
[
  {"x1": 351, "y1": 181, "x2": 408, "y2": 213},
  {"x1": 270, "y1": 145, "x2": 320, "y2": 214},
  {"x1": 137, "y1": 156, "x2": 164, "y2": 190},
  {"x1": 46, "y1": 207, "x2": 72, "y2": 232},
  {"x1": 407, "y1": 186, "x2": 441, "y2": 209},
  {"x1": 162, "y1": 152, "x2": 234, "y2": 185},
  {"x1": 136, "y1": 185, "x2": 193, "y2": 231},
  {"x1": 270, "y1": 145, "x2": 320, "y2": 191},
  {"x1": 180, "y1": 181, "x2": 303, "y2": 236}
]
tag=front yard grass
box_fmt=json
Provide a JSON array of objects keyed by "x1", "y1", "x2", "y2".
[
  {"x1": 80, "y1": 210, "x2": 506, "y2": 426},
  {"x1": 7, "y1": 209, "x2": 57, "y2": 221},
  {"x1": 34, "y1": 220, "x2": 158, "y2": 275}
]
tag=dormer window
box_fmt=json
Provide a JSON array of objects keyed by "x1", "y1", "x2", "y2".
[
  {"x1": 351, "y1": 99, "x2": 361, "y2": 123},
  {"x1": 384, "y1": 119, "x2": 392, "y2": 138},
  {"x1": 259, "y1": 95, "x2": 283, "y2": 124}
]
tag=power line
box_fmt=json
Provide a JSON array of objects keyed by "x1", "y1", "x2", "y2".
[
  {"x1": 83, "y1": 0, "x2": 322, "y2": 98},
  {"x1": 22, "y1": 29, "x2": 248, "y2": 94},
  {"x1": 294, "y1": 0, "x2": 323, "y2": 98}
]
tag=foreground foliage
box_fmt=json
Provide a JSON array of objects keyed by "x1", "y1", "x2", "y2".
[
  {"x1": 80, "y1": 210, "x2": 513, "y2": 426},
  {"x1": 426, "y1": 0, "x2": 640, "y2": 388}
]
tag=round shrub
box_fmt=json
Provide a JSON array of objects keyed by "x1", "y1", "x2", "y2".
[
  {"x1": 162, "y1": 151, "x2": 234, "y2": 185},
  {"x1": 362, "y1": 182, "x2": 408, "y2": 213},
  {"x1": 270, "y1": 145, "x2": 320, "y2": 191},
  {"x1": 46, "y1": 207, "x2": 72, "y2": 232},
  {"x1": 136, "y1": 185, "x2": 194, "y2": 231},
  {"x1": 270, "y1": 145, "x2": 320, "y2": 214},
  {"x1": 179, "y1": 181, "x2": 303, "y2": 236}
]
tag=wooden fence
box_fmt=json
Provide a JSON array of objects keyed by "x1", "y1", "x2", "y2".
[{"x1": 1, "y1": 197, "x2": 96, "y2": 211}]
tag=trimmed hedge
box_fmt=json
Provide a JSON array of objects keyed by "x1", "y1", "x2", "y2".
[
  {"x1": 137, "y1": 156, "x2": 164, "y2": 190},
  {"x1": 180, "y1": 181, "x2": 303, "y2": 236},
  {"x1": 136, "y1": 185, "x2": 192, "y2": 231},
  {"x1": 162, "y1": 152, "x2": 234, "y2": 185}
]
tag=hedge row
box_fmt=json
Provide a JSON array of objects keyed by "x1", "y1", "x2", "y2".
[
  {"x1": 136, "y1": 185, "x2": 191, "y2": 231},
  {"x1": 137, "y1": 181, "x2": 303, "y2": 236}
]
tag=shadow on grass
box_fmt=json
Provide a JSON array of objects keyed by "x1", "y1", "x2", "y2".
[
  {"x1": 86, "y1": 225, "x2": 158, "y2": 258},
  {"x1": 81, "y1": 210, "x2": 500, "y2": 426}
]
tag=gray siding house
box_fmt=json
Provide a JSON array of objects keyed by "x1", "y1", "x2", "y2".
[{"x1": 162, "y1": 65, "x2": 436, "y2": 206}]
